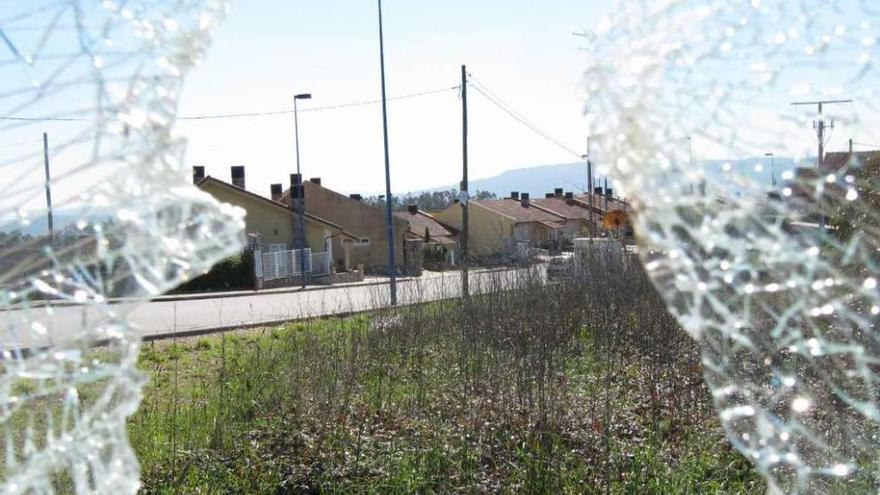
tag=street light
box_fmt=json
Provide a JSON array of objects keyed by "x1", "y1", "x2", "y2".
[
  {"x1": 293, "y1": 93, "x2": 312, "y2": 289},
  {"x1": 377, "y1": 0, "x2": 398, "y2": 305},
  {"x1": 765, "y1": 152, "x2": 776, "y2": 187}
]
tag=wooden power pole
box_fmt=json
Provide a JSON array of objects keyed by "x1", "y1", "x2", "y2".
[
  {"x1": 43, "y1": 132, "x2": 54, "y2": 244},
  {"x1": 585, "y1": 138, "x2": 595, "y2": 239},
  {"x1": 461, "y1": 65, "x2": 469, "y2": 298},
  {"x1": 791, "y1": 99, "x2": 853, "y2": 231}
]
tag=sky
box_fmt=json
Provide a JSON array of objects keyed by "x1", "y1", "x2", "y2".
[
  {"x1": 2, "y1": 0, "x2": 877, "y2": 222},
  {"x1": 175, "y1": 0, "x2": 614, "y2": 197}
]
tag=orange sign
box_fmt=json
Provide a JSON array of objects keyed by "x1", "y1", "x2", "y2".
[{"x1": 602, "y1": 210, "x2": 629, "y2": 230}]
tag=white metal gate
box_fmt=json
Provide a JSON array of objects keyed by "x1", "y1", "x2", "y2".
[
  {"x1": 260, "y1": 248, "x2": 311, "y2": 281},
  {"x1": 257, "y1": 248, "x2": 332, "y2": 281}
]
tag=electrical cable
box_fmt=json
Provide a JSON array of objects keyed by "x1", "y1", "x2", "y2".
[
  {"x1": 0, "y1": 85, "x2": 460, "y2": 122},
  {"x1": 465, "y1": 73, "x2": 582, "y2": 159},
  {"x1": 853, "y1": 141, "x2": 880, "y2": 149}
]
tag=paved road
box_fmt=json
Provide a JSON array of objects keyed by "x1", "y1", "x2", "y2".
[{"x1": 4, "y1": 268, "x2": 533, "y2": 349}]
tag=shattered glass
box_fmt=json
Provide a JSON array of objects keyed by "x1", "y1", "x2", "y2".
[
  {"x1": 584, "y1": 0, "x2": 880, "y2": 492},
  {"x1": 0, "y1": 1, "x2": 243, "y2": 493}
]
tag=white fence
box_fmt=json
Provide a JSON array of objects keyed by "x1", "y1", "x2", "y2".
[{"x1": 256, "y1": 248, "x2": 333, "y2": 282}]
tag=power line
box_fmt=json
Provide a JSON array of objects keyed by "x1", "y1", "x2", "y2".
[
  {"x1": 179, "y1": 85, "x2": 459, "y2": 120},
  {"x1": 469, "y1": 82, "x2": 582, "y2": 159},
  {"x1": 0, "y1": 138, "x2": 42, "y2": 150},
  {"x1": 853, "y1": 141, "x2": 880, "y2": 149},
  {"x1": 465, "y1": 73, "x2": 582, "y2": 159},
  {"x1": 0, "y1": 85, "x2": 460, "y2": 123}
]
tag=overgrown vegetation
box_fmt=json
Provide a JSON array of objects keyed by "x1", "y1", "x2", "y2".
[{"x1": 131, "y1": 255, "x2": 763, "y2": 493}]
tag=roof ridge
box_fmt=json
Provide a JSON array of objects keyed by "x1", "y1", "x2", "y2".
[
  {"x1": 528, "y1": 199, "x2": 578, "y2": 219},
  {"x1": 198, "y1": 176, "x2": 358, "y2": 239}
]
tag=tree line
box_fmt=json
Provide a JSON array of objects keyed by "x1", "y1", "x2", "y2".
[{"x1": 361, "y1": 189, "x2": 497, "y2": 212}]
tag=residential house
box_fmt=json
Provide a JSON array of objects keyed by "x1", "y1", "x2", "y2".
[
  {"x1": 279, "y1": 177, "x2": 409, "y2": 270},
  {"x1": 529, "y1": 192, "x2": 593, "y2": 240},
  {"x1": 195, "y1": 168, "x2": 359, "y2": 271},
  {"x1": 435, "y1": 193, "x2": 566, "y2": 257},
  {"x1": 393, "y1": 205, "x2": 459, "y2": 264},
  {"x1": 573, "y1": 189, "x2": 631, "y2": 234},
  {"x1": 790, "y1": 149, "x2": 880, "y2": 206}
]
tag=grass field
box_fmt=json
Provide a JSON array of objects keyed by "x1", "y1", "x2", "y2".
[{"x1": 130, "y1": 262, "x2": 764, "y2": 494}]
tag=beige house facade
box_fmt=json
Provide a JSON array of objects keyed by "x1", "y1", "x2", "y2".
[
  {"x1": 197, "y1": 176, "x2": 358, "y2": 270},
  {"x1": 435, "y1": 196, "x2": 566, "y2": 257},
  {"x1": 280, "y1": 178, "x2": 409, "y2": 269}
]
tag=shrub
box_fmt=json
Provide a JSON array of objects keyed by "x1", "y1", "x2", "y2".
[{"x1": 172, "y1": 250, "x2": 255, "y2": 293}]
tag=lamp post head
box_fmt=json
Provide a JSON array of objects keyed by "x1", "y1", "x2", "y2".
[
  {"x1": 581, "y1": 154, "x2": 588, "y2": 160},
  {"x1": 294, "y1": 93, "x2": 312, "y2": 100}
]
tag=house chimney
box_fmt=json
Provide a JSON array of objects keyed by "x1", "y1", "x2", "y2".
[
  {"x1": 510, "y1": 191, "x2": 520, "y2": 200},
  {"x1": 270, "y1": 183, "x2": 283, "y2": 202},
  {"x1": 309, "y1": 177, "x2": 322, "y2": 186},
  {"x1": 231, "y1": 165, "x2": 245, "y2": 189},
  {"x1": 520, "y1": 192, "x2": 530, "y2": 207},
  {"x1": 192, "y1": 166, "x2": 205, "y2": 184},
  {"x1": 407, "y1": 204, "x2": 418, "y2": 214},
  {"x1": 554, "y1": 187, "x2": 563, "y2": 197},
  {"x1": 545, "y1": 193, "x2": 554, "y2": 198},
  {"x1": 349, "y1": 193, "x2": 362, "y2": 202},
  {"x1": 565, "y1": 192, "x2": 574, "y2": 200},
  {"x1": 605, "y1": 187, "x2": 613, "y2": 197},
  {"x1": 594, "y1": 186, "x2": 603, "y2": 195},
  {"x1": 290, "y1": 173, "x2": 304, "y2": 200}
]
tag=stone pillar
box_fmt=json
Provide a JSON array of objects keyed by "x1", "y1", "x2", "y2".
[
  {"x1": 404, "y1": 239, "x2": 424, "y2": 276},
  {"x1": 253, "y1": 249, "x2": 264, "y2": 290}
]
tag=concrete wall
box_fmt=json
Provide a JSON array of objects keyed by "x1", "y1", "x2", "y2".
[
  {"x1": 435, "y1": 203, "x2": 514, "y2": 257},
  {"x1": 302, "y1": 181, "x2": 408, "y2": 268}
]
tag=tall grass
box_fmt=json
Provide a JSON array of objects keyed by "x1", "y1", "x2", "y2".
[{"x1": 130, "y1": 252, "x2": 762, "y2": 494}]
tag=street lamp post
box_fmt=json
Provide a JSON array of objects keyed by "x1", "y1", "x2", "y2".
[
  {"x1": 293, "y1": 93, "x2": 312, "y2": 289},
  {"x1": 765, "y1": 152, "x2": 776, "y2": 187},
  {"x1": 377, "y1": 0, "x2": 398, "y2": 305}
]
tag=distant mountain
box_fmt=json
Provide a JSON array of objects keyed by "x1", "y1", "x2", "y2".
[
  {"x1": 0, "y1": 209, "x2": 112, "y2": 236},
  {"x1": 701, "y1": 157, "x2": 800, "y2": 196},
  {"x1": 424, "y1": 162, "x2": 591, "y2": 198},
  {"x1": 416, "y1": 158, "x2": 802, "y2": 200}
]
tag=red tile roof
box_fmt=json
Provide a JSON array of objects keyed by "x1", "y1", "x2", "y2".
[
  {"x1": 822, "y1": 150, "x2": 880, "y2": 171},
  {"x1": 474, "y1": 199, "x2": 566, "y2": 223},
  {"x1": 197, "y1": 176, "x2": 358, "y2": 239},
  {"x1": 393, "y1": 210, "x2": 458, "y2": 244},
  {"x1": 573, "y1": 193, "x2": 629, "y2": 212},
  {"x1": 529, "y1": 197, "x2": 592, "y2": 219}
]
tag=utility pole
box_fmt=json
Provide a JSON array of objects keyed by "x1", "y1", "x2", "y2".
[
  {"x1": 460, "y1": 65, "x2": 469, "y2": 298},
  {"x1": 791, "y1": 99, "x2": 853, "y2": 231},
  {"x1": 583, "y1": 137, "x2": 595, "y2": 239},
  {"x1": 765, "y1": 152, "x2": 776, "y2": 187},
  {"x1": 43, "y1": 132, "x2": 54, "y2": 244},
  {"x1": 377, "y1": 0, "x2": 397, "y2": 305},
  {"x1": 603, "y1": 177, "x2": 609, "y2": 212},
  {"x1": 688, "y1": 136, "x2": 694, "y2": 195}
]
